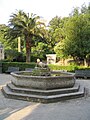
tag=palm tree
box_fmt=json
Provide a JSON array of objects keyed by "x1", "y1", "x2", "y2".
[{"x1": 6, "y1": 10, "x2": 45, "y2": 62}]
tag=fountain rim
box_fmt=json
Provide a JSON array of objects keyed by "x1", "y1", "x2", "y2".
[{"x1": 11, "y1": 70, "x2": 75, "y2": 79}]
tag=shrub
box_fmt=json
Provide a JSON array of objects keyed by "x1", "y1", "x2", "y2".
[
  {"x1": 48, "y1": 64, "x2": 79, "y2": 72},
  {"x1": 2, "y1": 62, "x2": 36, "y2": 73},
  {"x1": 5, "y1": 49, "x2": 18, "y2": 62}
]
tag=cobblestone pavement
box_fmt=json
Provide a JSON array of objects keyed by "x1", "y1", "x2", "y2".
[{"x1": 0, "y1": 73, "x2": 90, "y2": 120}]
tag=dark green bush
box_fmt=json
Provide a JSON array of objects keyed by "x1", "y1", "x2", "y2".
[
  {"x1": 5, "y1": 49, "x2": 26, "y2": 62},
  {"x1": 13, "y1": 52, "x2": 26, "y2": 62},
  {"x1": 2, "y1": 62, "x2": 90, "y2": 73},
  {"x1": 2, "y1": 62, "x2": 36, "y2": 73},
  {"x1": 5, "y1": 49, "x2": 19, "y2": 62}
]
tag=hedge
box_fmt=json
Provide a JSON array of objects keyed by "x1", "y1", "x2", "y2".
[
  {"x1": 2, "y1": 62, "x2": 36, "y2": 73},
  {"x1": 48, "y1": 64, "x2": 90, "y2": 72},
  {"x1": 1, "y1": 62, "x2": 90, "y2": 73}
]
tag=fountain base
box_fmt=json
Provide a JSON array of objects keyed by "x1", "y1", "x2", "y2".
[
  {"x1": 2, "y1": 70, "x2": 85, "y2": 103},
  {"x1": 2, "y1": 82, "x2": 84, "y2": 103}
]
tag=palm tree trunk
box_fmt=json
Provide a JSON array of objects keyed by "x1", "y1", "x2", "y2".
[
  {"x1": 26, "y1": 35, "x2": 32, "y2": 63},
  {"x1": 26, "y1": 47, "x2": 31, "y2": 63}
]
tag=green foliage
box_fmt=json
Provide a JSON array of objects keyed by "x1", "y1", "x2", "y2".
[
  {"x1": 5, "y1": 49, "x2": 26, "y2": 62},
  {"x1": 5, "y1": 49, "x2": 19, "y2": 61},
  {"x1": 0, "y1": 24, "x2": 12, "y2": 50},
  {"x1": 54, "y1": 41, "x2": 66, "y2": 58},
  {"x1": 31, "y1": 42, "x2": 50, "y2": 60},
  {"x1": 2, "y1": 62, "x2": 36, "y2": 73},
  {"x1": 32, "y1": 67, "x2": 51, "y2": 76},
  {"x1": 0, "y1": 24, "x2": 22, "y2": 52},
  {"x1": 48, "y1": 64, "x2": 90, "y2": 72},
  {"x1": 13, "y1": 52, "x2": 26, "y2": 62},
  {"x1": 48, "y1": 64, "x2": 78, "y2": 72},
  {"x1": 81, "y1": 3, "x2": 90, "y2": 14},
  {"x1": 70, "y1": 7, "x2": 80, "y2": 16},
  {"x1": 54, "y1": 4, "x2": 90, "y2": 63},
  {"x1": 0, "y1": 24, "x2": 7, "y2": 43},
  {"x1": 48, "y1": 16, "x2": 68, "y2": 48},
  {"x1": 64, "y1": 13, "x2": 90, "y2": 60},
  {"x1": 5, "y1": 10, "x2": 46, "y2": 62},
  {"x1": 86, "y1": 53, "x2": 90, "y2": 59},
  {"x1": 1, "y1": 62, "x2": 90, "y2": 73}
]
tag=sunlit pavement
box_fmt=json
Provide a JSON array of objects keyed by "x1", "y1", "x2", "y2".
[{"x1": 0, "y1": 73, "x2": 90, "y2": 120}]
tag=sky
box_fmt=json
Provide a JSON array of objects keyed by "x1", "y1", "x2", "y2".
[{"x1": 0, "y1": 0, "x2": 89, "y2": 25}]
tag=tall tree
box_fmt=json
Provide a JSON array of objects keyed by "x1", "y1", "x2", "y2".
[
  {"x1": 61, "y1": 9, "x2": 90, "y2": 63},
  {"x1": 54, "y1": 4, "x2": 90, "y2": 65},
  {"x1": 48, "y1": 16, "x2": 68, "y2": 53},
  {"x1": 5, "y1": 10, "x2": 45, "y2": 62}
]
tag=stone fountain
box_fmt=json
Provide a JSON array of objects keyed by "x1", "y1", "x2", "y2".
[{"x1": 2, "y1": 60, "x2": 85, "y2": 103}]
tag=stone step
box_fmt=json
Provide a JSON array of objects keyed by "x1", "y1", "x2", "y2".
[
  {"x1": 7, "y1": 82, "x2": 80, "y2": 96},
  {"x1": 2, "y1": 85, "x2": 85, "y2": 103}
]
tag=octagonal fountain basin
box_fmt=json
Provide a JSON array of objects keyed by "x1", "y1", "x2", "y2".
[{"x1": 11, "y1": 70, "x2": 75, "y2": 90}]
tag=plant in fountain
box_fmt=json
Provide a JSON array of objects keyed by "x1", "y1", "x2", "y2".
[{"x1": 32, "y1": 59, "x2": 51, "y2": 76}]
